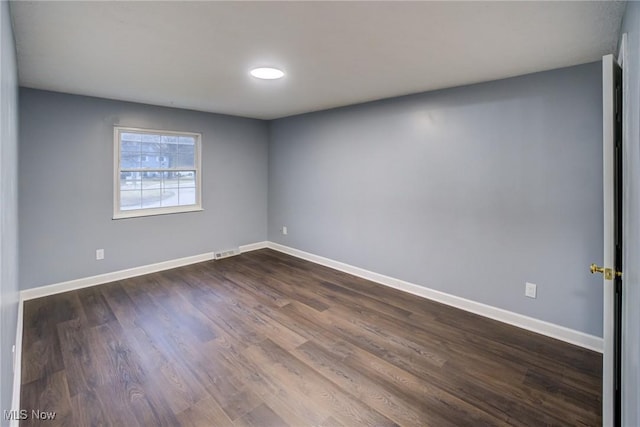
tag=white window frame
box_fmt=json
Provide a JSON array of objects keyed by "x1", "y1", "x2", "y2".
[{"x1": 113, "y1": 126, "x2": 203, "y2": 219}]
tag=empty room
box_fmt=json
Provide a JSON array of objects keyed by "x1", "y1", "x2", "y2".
[{"x1": 1, "y1": 1, "x2": 639, "y2": 426}]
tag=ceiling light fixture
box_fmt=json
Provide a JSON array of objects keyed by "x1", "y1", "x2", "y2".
[{"x1": 250, "y1": 67, "x2": 285, "y2": 80}]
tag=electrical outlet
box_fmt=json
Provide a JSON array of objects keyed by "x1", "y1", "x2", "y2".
[
  {"x1": 96, "y1": 248, "x2": 105, "y2": 260},
  {"x1": 525, "y1": 282, "x2": 537, "y2": 299},
  {"x1": 282, "y1": 226, "x2": 288, "y2": 235}
]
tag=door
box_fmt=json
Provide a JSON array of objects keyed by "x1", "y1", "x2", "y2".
[{"x1": 598, "y1": 54, "x2": 623, "y2": 427}]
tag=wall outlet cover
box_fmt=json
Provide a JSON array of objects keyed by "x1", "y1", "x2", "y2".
[{"x1": 525, "y1": 282, "x2": 537, "y2": 299}]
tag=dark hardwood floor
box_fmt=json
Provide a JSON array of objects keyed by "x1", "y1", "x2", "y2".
[{"x1": 20, "y1": 249, "x2": 602, "y2": 426}]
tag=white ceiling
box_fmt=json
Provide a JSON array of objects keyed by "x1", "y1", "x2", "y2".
[{"x1": 10, "y1": 1, "x2": 626, "y2": 120}]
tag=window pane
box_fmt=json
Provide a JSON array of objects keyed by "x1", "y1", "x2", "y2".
[
  {"x1": 164, "y1": 173, "x2": 179, "y2": 189},
  {"x1": 140, "y1": 143, "x2": 156, "y2": 153},
  {"x1": 161, "y1": 151, "x2": 178, "y2": 168},
  {"x1": 140, "y1": 152, "x2": 158, "y2": 169},
  {"x1": 179, "y1": 172, "x2": 196, "y2": 188},
  {"x1": 177, "y1": 152, "x2": 195, "y2": 168},
  {"x1": 140, "y1": 144, "x2": 159, "y2": 161},
  {"x1": 141, "y1": 134, "x2": 161, "y2": 143},
  {"x1": 141, "y1": 173, "x2": 161, "y2": 187},
  {"x1": 121, "y1": 132, "x2": 142, "y2": 143},
  {"x1": 120, "y1": 190, "x2": 142, "y2": 210},
  {"x1": 121, "y1": 140, "x2": 141, "y2": 152},
  {"x1": 120, "y1": 152, "x2": 140, "y2": 169},
  {"x1": 178, "y1": 187, "x2": 196, "y2": 206},
  {"x1": 162, "y1": 135, "x2": 178, "y2": 144},
  {"x1": 162, "y1": 141, "x2": 179, "y2": 154},
  {"x1": 159, "y1": 186, "x2": 178, "y2": 207},
  {"x1": 179, "y1": 142, "x2": 195, "y2": 155},
  {"x1": 164, "y1": 180, "x2": 179, "y2": 190},
  {"x1": 141, "y1": 189, "x2": 163, "y2": 208},
  {"x1": 120, "y1": 175, "x2": 141, "y2": 191}
]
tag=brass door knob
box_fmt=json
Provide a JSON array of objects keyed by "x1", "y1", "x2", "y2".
[{"x1": 590, "y1": 263, "x2": 622, "y2": 280}]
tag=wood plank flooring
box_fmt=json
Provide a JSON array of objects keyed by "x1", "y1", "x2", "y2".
[{"x1": 20, "y1": 249, "x2": 602, "y2": 426}]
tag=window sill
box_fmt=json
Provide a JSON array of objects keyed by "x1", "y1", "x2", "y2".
[{"x1": 113, "y1": 206, "x2": 204, "y2": 220}]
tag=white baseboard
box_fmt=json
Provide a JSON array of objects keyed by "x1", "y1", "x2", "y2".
[
  {"x1": 267, "y1": 242, "x2": 603, "y2": 353},
  {"x1": 19, "y1": 242, "x2": 271, "y2": 302},
  {"x1": 10, "y1": 240, "x2": 602, "y2": 427},
  {"x1": 16, "y1": 241, "x2": 603, "y2": 353},
  {"x1": 11, "y1": 297, "x2": 24, "y2": 427},
  {"x1": 20, "y1": 252, "x2": 216, "y2": 301},
  {"x1": 14, "y1": 251, "x2": 220, "y2": 419},
  {"x1": 239, "y1": 241, "x2": 269, "y2": 253},
  {"x1": 18, "y1": 240, "x2": 270, "y2": 302}
]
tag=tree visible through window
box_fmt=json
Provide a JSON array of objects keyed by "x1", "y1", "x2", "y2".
[{"x1": 114, "y1": 127, "x2": 202, "y2": 218}]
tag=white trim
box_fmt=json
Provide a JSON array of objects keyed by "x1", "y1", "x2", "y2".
[
  {"x1": 239, "y1": 241, "x2": 269, "y2": 253},
  {"x1": 20, "y1": 252, "x2": 215, "y2": 301},
  {"x1": 113, "y1": 207, "x2": 204, "y2": 220},
  {"x1": 618, "y1": 32, "x2": 627, "y2": 67},
  {"x1": 16, "y1": 241, "x2": 603, "y2": 353},
  {"x1": 113, "y1": 126, "x2": 203, "y2": 220},
  {"x1": 602, "y1": 54, "x2": 618, "y2": 426},
  {"x1": 267, "y1": 242, "x2": 603, "y2": 353},
  {"x1": 11, "y1": 297, "x2": 24, "y2": 427}
]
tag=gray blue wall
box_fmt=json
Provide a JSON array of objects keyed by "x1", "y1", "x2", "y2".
[
  {"x1": 269, "y1": 63, "x2": 604, "y2": 337},
  {"x1": 19, "y1": 89, "x2": 268, "y2": 289},
  {"x1": 0, "y1": 0, "x2": 19, "y2": 418},
  {"x1": 620, "y1": 2, "x2": 640, "y2": 425},
  {"x1": 19, "y1": 64, "x2": 606, "y2": 337}
]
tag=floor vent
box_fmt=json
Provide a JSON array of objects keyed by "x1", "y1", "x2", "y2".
[{"x1": 214, "y1": 248, "x2": 240, "y2": 260}]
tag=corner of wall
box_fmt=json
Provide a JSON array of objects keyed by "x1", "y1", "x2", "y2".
[{"x1": 0, "y1": 0, "x2": 21, "y2": 418}]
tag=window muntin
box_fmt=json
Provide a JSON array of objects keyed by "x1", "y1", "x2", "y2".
[{"x1": 114, "y1": 127, "x2": 202, "y2": 219}]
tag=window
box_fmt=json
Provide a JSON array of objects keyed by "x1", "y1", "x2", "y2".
[{"x1": 114, "y1": 127, "x2": 202, "y2": 219}]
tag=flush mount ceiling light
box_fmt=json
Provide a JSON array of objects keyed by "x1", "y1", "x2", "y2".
[{"x1": 250, "y1": 67, "x2": 285, "y2": 80}]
